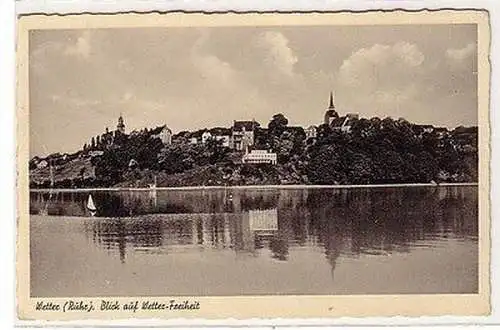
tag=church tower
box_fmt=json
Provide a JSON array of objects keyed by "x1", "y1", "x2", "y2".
[
  {"x1": 323, "y1": 91, "x2": 339, "y2": 125},
  {"x1": 117, "y1": 114, "x2": 125, "y2": 134}
]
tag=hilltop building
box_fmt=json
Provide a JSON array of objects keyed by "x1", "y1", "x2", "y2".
[
  {"x1": 324, "y1": 92, "x2": 339, "y2": 125},
  {"x1": 117, "y1": 114, "x2": 126, "y2": 134},
  {"x1": 231, "y1": 120, "x2": 259, "y2": 151},
  {"x1": 151, "y1": 125, "x2": 172, "y2": 145},
  {"x1": 209, "y1": 127, "x2": 232, "y2": 147},
  {"x1": 242, "y1": 149, "x2": 277, "y2": 165},
  {"x1": 188, "y1": 128, "x2": 231, "y2": 147},
  {"x1": 330, "y1": 114, "x2": 359, "y2": 133},
  {"x1": 323, "y1": 92, "x2": 359, "y2": 134},
  {"x1": 305, "y1": 125, "x2": 317, "y2": 139},
  {"x1": 201, "y1": 131, "x2": 212, "y2": 144}
]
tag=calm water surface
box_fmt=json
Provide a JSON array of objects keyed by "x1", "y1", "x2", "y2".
[{"x1": 30, "y1": 187, "x2": 478, "y2": 296}]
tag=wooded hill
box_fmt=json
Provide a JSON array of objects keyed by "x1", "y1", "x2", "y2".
[{"x1": 29, "y1": 115, "x2": 478, "y2": 188}]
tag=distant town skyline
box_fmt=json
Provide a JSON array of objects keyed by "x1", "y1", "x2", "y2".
[{"x1": 30, "y1": 24, "x2": 478, "y2": 157}]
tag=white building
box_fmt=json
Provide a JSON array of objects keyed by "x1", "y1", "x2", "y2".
[
  {"x1": 340, "y1": 114, "x2": 359, "y2": 133},
  {"x1": 242, "y1": 149, "x2": 277, "y2": 165},
  {"x1": 305, "y1": 125, "x2": 317, "y2": 139},
  {"x1": 153, "y1": 126, "x2": 172, "y2": 145},
  {"x1": 190, "y1": 137, "x2": 198, "y2": 145},
  {"x1": 36, "y1": 160, "x2": 48, "y2": 169},
  {"x1": 202, "y1": 131, "x2": 212, "y2": 144}
]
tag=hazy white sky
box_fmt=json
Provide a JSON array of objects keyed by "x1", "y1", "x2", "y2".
[{"x1": 29, "y1": 24, "x2": 477, "y2": 157}]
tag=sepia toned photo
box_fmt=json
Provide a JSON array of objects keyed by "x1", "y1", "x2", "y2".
[{"x1": 17, "y1": 10, "x2": 490, "y2": 320}]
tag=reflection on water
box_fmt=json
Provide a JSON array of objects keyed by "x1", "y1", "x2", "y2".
[{"x1": 30, "y1": 187, "x2": 478, "y2": 296}]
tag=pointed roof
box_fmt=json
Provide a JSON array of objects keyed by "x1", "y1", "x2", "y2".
[
  {"x1": 329, "y1": 92, "x2": 334, "y2": 108},
  {"x1": 117, "y1": 113, "x2": 125, "y2": 128}
]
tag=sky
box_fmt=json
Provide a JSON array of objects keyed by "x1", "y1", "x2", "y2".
[{"x1": 29, "y1": 24, "x2": 478, "y2": 157}]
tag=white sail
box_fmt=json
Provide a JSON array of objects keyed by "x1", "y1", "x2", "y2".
[{"x1": 87, "y1": 194, "x2": 96, "y2": 212}]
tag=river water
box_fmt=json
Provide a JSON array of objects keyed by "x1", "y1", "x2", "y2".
[{"x1": 30, "y1": 186, "x2": 478, "y2": 297}]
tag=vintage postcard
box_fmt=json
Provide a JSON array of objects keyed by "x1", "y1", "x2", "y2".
[{"x1": 17, "y1": 10, "x2": 490, "y2": 321}]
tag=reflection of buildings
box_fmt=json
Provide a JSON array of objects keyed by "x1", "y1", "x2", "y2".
[
  {"x1": 79, "y1": 187, "x2": 477, "y2": 271},
  {"x1": 249, "y1": 209, "x2": 278, "y2": 233}
]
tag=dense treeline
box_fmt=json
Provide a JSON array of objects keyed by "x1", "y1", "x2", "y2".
[
  {"x1": 29, "y1": 115, "x2": 478, "y2": 188},
  {"x1": 305, "y1": 118, "x2": 477, "y2": 184}
]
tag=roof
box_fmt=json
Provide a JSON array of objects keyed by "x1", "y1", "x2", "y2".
[
  {"x1": 325, "y1": 109, "x2": 338, "y2": 117},
  {"x1": 190, "y1": 129, "x2": 207, "y2": 138},
  {"x1": 209, "y1": 127, "x2": 232, "y2": 136},
  {"x1": 150, "y1": 125, "x2": 171, "y2": 135},
  {"x1": 233, "y1": 120, "x2": 259, "y2": 132},
  {"x1": 329, "y1": 116, "x2": 346, "y2": 127}
]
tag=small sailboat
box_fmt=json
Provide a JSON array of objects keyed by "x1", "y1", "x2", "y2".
[{"x1": 87, "y1": 194, "x2": 97, "y2": 216}]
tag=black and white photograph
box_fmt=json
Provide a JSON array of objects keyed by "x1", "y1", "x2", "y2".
[{"x1": 16, "y1": 10, "x2": 490, "y2": 319}]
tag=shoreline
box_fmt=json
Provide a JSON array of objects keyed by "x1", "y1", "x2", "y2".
[{"x1": 29, "y1": 182, "x2": 478, "y2": 193}]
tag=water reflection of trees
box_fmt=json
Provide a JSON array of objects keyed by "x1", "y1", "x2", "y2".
[{"x1": 33, "y1": 187, "x2": 478, "y2": 269}]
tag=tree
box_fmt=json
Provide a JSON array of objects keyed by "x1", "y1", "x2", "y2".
[
  {"x1": 91, "y1": 137, "x2": 96, "y2": 149},
  {"x1": 268, "y1": 113, "x2": 288, "y2": 136}
]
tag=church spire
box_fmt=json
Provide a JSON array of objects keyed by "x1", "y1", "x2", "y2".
[
  {"x1": 324, "y1": 91, "x2": 339, "y2": 125},
  {"x1": 329, "y1": 91, "x2": 335, "y2": 109},
  {"x1": 117, "y1": 113, "x2": 125, "y2": 134}
]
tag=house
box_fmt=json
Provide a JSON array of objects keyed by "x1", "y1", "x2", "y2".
[
  {"x1": 412, "y1": 124, "x2": 435, "y2": 137},
  {"x1": 215, "y1": 135, "x2": 231, "y2": 147},
  {"x1": 188, "y1": 130, "x2": 205, "y2": 145},
  {"x1": 305, "y1": 125, "x2": 317, "y2": 139},
  {"x1": 151, "y1": 125, "x2": 172, "y2": 145},
  {"x1": 322, "y1": 92, "x2": 358, "y2": 133},
  {"x1": 434, "y1": 127, "x2": 448, "y2": 138},
  {"x1": 209, "y1": 127, "x2": 232, "y2": 147},
  {"x1": 201, "y1": 131, "x2": 212, "y2": 144},
  {"x1": 340, "y1": 114, "x2": 359, "y2": 133},
  {"x1": 242, "y1": 149, "x2": 277, "y2": 165},
  {"x1": 36, "y1": 160, "x2": 48, "y2": 169},
  {"x1": 421, "y1": 125, "x2": 434, "y2": 134},
  {"x1": 232, "y1": 120, "x2": 259, "y2": 151},
  {"x1": 330, "y1": 114, "x2": 359, "y2": 133}
]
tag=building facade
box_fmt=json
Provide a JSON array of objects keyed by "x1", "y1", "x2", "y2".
[
  {"x1": 152, "y1": 125, "x2": 173, "y2": 145},
  {"x1": 323, "y1": 92, "x2": 359, "y2": 134},
  {"x1": 232, "y1": 120, "x2": 258, "y2": 151},
  {"x1": 323, "y1": 92, "x2": 339, "y2": 125},
  {"x1": 242, "y1": 149, "x2": 277, "y2": 165},
  {"x1": 305, "y1": 125, "x2": 317, "y2": 139},
  {"x1": 215, "y1": 135, "x2": 231, "y2": 147},
  {"x1": 201, "y1": 131, "x2": 212, "y2": 144},
  {"x1": 117, "y1": 114, "x2": 126, "y2": 134}
]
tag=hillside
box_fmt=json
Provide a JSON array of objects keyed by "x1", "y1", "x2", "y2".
[{"x1": 29, "y1": 116, "x2": 478, "y2": 188}]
